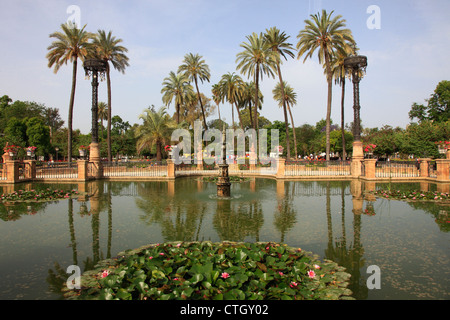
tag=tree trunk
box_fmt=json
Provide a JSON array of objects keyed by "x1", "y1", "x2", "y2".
[
  {"x1": 176, "y1": 102, "x2": 180, "y2": 124},
  {"x1": 106, "y1": 65, "x2": 112, "y2": 162},
  {"x1": 254, "y1": 66, "x2": 259, "y2": 131},
  {"x1": 194, "y1": 77, "x2": 208, "y2": 130},
  {"x1": 277, "y1": 63, "x2": 290, "y2": 159},
  {"x1": 287, "y1": 102, "x2": 298, "y2": 159},
  {"x1": 156, "y1": 140, "x2": 162, "y2": 162},
  {"x1": 67, "y1": 58, "x2": 77, "y2": 164},
  {"x1": 235, "y1": 102, "x2": 244, "y2": 131},
  {"x1": 341, "y1": 77, "x2": 346, "y2": 160},
  {"x1": 325, "y1": 53, "x2": 332, "y2": 162}
]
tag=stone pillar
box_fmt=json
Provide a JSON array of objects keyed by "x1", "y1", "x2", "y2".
[
  {"x1": 77, "y1": 160, "x2": 89, "y2": 181},
  {"x1": 363, "y1": 159, "x2": 377, "y2": 179},
  {"x1": 351, "y1": 141, "x2": 364, "y2": 177},
  {"x1": 89, "y1": 142, "x2": 103, "y2": 179},
  {"x1": 167, "y1": 159, "x2": 175, "y2": 179},
  {"x1": 419, "y1": 158, "x2": 431, "y2": 178},
  {"x1": 6, "y1": 160, "x2": 19, "y2": 183},
  {"x1": 446, "y1": 149, "x2": 450, "y2": 160},
  {"x1": 351, "y1": 179, "x2": 363, "y2": 215},
  {"x1": 23, "y1": 160, "x2": 36, "y2": 179},
  {"x1": 276, "y1": 158, "x2": 286, "y2": 178},
  {"x1": 436, "y1": 159, "x2": 450, "y2": 182}
]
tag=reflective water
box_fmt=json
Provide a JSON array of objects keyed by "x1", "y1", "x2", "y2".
[{"x1": 0, "y1": 178, "x2": 448, "y2": 300}]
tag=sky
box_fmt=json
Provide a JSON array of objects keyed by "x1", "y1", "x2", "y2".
[{"x1": 0, "y1": 0, "x2": 449, "y2": 134}]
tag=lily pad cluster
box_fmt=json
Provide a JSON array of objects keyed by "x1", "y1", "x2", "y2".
[
  {"x1": 0, "y1": 188, "x2": 79, "y2": 203},
  {"x1": 63, "y1": 241, "x2": 353, "y2": 300},
  {"x1": 371, "y1": 189, "x2": 449, "y2": 202}
]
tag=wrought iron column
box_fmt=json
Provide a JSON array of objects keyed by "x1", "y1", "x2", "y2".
[{"x1": 84, "y1": 58, "x2": 107, "y2": 145}]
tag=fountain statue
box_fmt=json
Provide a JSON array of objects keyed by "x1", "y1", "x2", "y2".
[{"x1": 216, "y1": 126, "x2": 231, "y2": 197}]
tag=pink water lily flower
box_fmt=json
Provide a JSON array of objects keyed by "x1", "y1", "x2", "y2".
[
  {"x1": 221, "y1": 272, "x2": 230, "y2": 279},
  {"x1": 101, "y1": 270, "x2": 109, "y2": 278},
  {"x1": 307, "y1": 270, "x2": 316, "y2": 279}
]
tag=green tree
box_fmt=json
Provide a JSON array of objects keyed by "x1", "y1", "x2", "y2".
[
  {"x1": 236, "y1": 32, "x2": 276, "y2": 131},
  {"x1": 296, "y1": 9, "x2": 355, "y2": 161},
  {"x1": 218, "y1": 72, "x2": 245, "y2": 130},
  {"x1": 92, "y1": 29, "x2": 130, "y2": 162},
  {"x1": 161, "y1": 71, "x2": 193, "y2": 124},
  {"x1": 264, "y1": 27, "x2": 296, "y2": 159},
  {"x1": 97, "y1": 102, "x2": 108, "y2": 140},
  {"x1": 273, "y1": 81, "x2": 298, "y2": 158},
  {"x1": 47, "y1": 22, "x2": 93, "y2": 163},
  {"x1": 135, "y1": 106, "x2": 175, "y2": 161},
  {"x1": 178, "y1": 53, "x2": 211, "y2": 129},
  {"x1": 25, "y1": 117, "x2": 51, "y2": 156},
  {"x1": 409, "y1": 80, "x2": 450, "y2": 123}
]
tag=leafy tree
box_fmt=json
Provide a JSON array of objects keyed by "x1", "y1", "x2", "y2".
[
  {"x1": 217, "y1": 72, "x2": 245, "y2": 130},
  {"x1": 47, "y1": 22, "x2": 93, "y2": 163},
  {"x1": 296, "y1": 9, "x2": 355, "y2": 161},
  {"x1": 178, "y1": 53, "x2": 211, "y2": 129},
  {"x1": 161, "y1": 71, "x2": 193, "y2": 124},
  {"x1": 236, "y1": 32, "x2": 276, "y2": 131},
  {"x1": 273, "y1": 81, "x2": 298, "y2": 158},
  {"x1": 92, "y1": 30, "x2": 130, "y2": 162},
  {"x1": 264, "y1": 26, "x2": 296, "y2": 159},
  {"x1": 135, "y1": 106, "x2": 175, "y2": 161},
  {"x1": 25, "y1": 117, "x2": 51, "y2": 156},
  {"x1": 409, "y1": 80, "x2": 450, "y2": 123},
  {"x1": 4, "y1": 118, "x2": 27, "y2": 147}
]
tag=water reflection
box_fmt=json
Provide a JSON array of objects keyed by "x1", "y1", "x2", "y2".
[{"x1": 0, "y1": 179, "x2": 448, "y2": 300}]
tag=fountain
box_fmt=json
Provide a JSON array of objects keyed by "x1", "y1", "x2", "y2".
[{"x1": 216, "y1": 126, "x2": 231, "y2": 197}]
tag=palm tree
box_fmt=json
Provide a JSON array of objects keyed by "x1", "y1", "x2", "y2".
[
  {"x1": 135, "y1": 106, "x2": 175, "y2": 161},
  {"x1": 211, "y1": 84, "x2": 223, "y2": 121},
  {"x1": 238, "y1": 81, "x2": 264, "y2": 129},
  {"x1": 178, "y1": 53, "x2": 211, "y2": 130},
  {"x1": 296, "y1": 9, "x2": 355, "y2": 161},
  {"x1": 161, "y1": 71, "x2": 193, "y2": 124},
  {"x1": 46, "y1": 22, "x2": 93, "y2": 163},
  {"x1": 97, "y1": 102, "x2": 108, "y2": 140},
  {"x1": 236, "y1": 32, "x2": 276, "y2": 131},
  {"x1": 92, "y1": 30, "x2": 129, "y2": 162},
  {"x1": 218, "y1": 72, "x2": 245, "y2": 130},
  {"x1": 273, "y1": 81, "x2": 298, "y2": 158},
  {"x1": 264, "y1": 27, "x2": 296, "y2": 159}
]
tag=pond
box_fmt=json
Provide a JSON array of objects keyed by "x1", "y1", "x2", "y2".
[{"x1": 0, "y1": 178, "x2": 448, "y2": 300}]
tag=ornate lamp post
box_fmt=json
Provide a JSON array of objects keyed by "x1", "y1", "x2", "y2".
[
  {"x1": 344, "y1": 53, "x2": 367, "y2": 176},
  {"x1": 84, "y1": 58, "x2": 107, "y2": 176}
]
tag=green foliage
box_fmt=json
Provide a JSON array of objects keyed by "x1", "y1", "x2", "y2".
[
  {"x1": 64, "y1": 241, "x2": 353, "y2": 300},
  {"x1": 371, "y1": 189, "x2": 449, "y2": 202},
  {"x1": 409, "y1": 80, "x2": 450, "y2": 122}
]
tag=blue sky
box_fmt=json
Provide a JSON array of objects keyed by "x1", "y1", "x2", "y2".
[{"x1": 0, "y1": 0, "x2": 449, "y2": 134}]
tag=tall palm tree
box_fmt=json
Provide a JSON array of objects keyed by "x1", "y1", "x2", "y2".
[
  {"x1": 331, "y1": 53, "x2": 348, "y2": 159},
  {"x1": 296, "y1": 9, "x2": 355, "y2": 161},
  {"x1": 218, "y1": 72, "x2": 245, "y2": 130},
  {"x1": 238, "y1": 81, "x2": 264, "y2": 129},
  {"x1": 161, "y1": 71, "x2": 193, "y2": 124},
  {"x1": 92, "y1": 30, "x2": 129, "y2": 162},
  {"x1": 236, "y1": 32, "x2": 276, "y2": 131},
  {"x1": 46, "y1": 22, "x2": 93, "y2": 163},
  {"x1": 97, "y1": 101, "x2": 108, "y2": 140},
  {"x1": 178, "y1": 53, "x2": 211, "y2": 130},
  {"x1": 273, "y1": 81, "x2": 298, "y2": 158},
  {"x1": 264, "y1": 27, "x2": 296, "y2": 159},
  {"x1": 211, "y1": 84, "x2": 223, "y2": 121},
  {"x1": 135, "y1": 106, "x2": 175, "y2": 161}
]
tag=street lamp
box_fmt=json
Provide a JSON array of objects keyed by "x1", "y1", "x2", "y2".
[
  {"x1": 55, "y1": 147, "x2": 59, "y2": 162},
  {"x1": 344, "y1": 54, "x2": 367, "y2": 142},
  {"x1": 83, "y1": 58, "x2": 107, "y2": 163},
  {"x1": 344, "y1": 52, "x2": 367, "y2": 176}
]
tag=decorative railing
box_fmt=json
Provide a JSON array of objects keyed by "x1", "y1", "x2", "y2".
[
  {"x1": 285, "y1": 160, "x2": 351, "y2": 176},
  {"x1": 36, "y1": 162, "x2": 78, "y2": 179},
  {"x1": 374, "y1": 160, "x2": 419, "y2": 178},
  {"x1": 103, "y1": 161, "x2": 168, "y2": 177}
]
